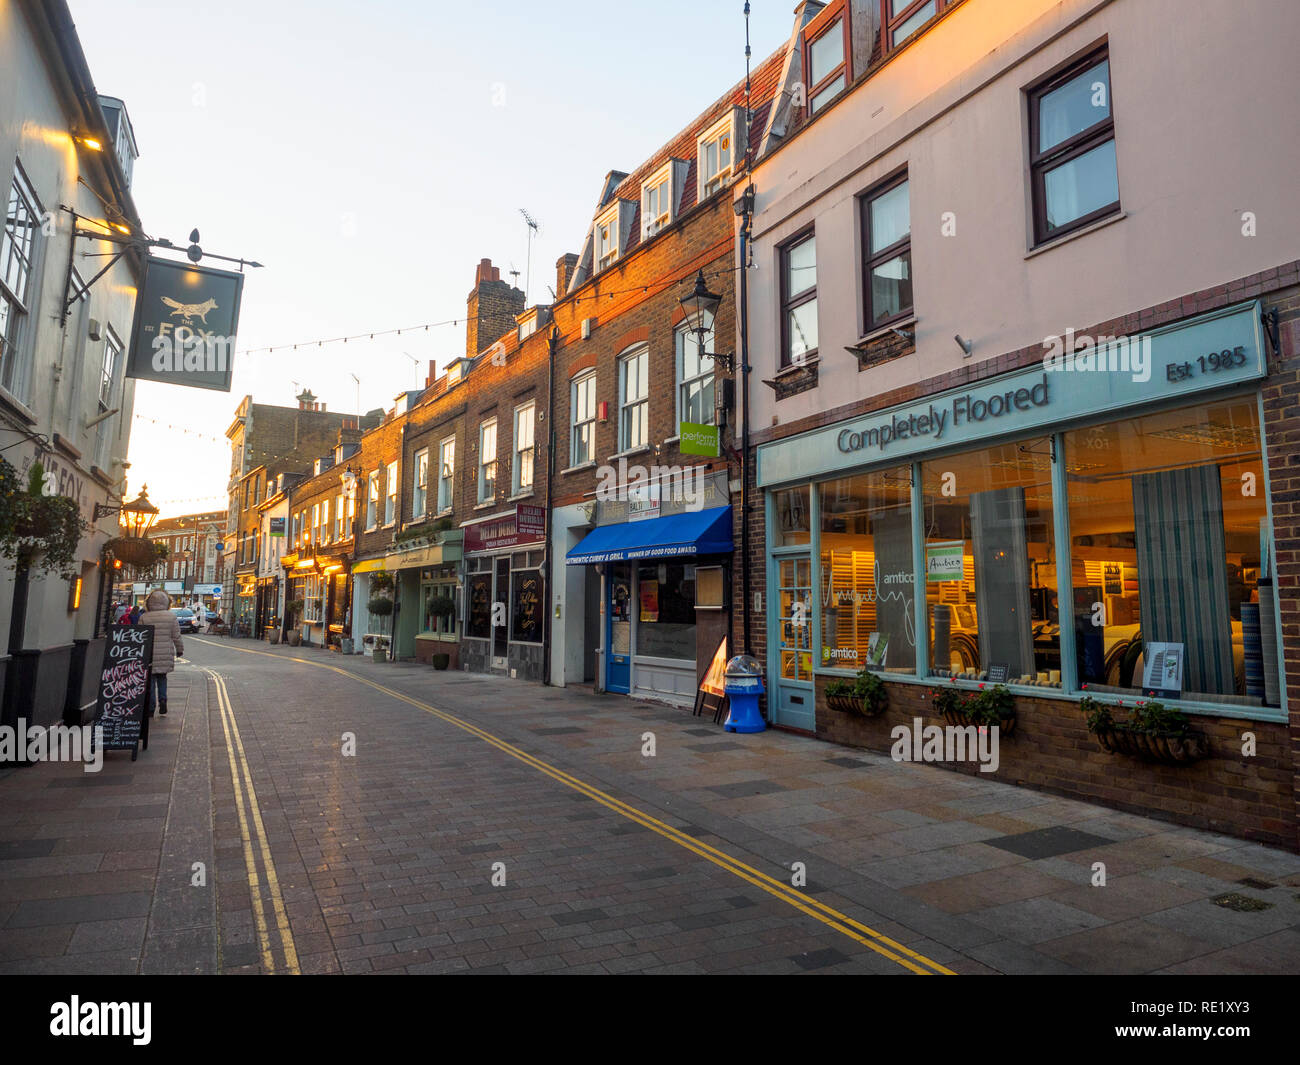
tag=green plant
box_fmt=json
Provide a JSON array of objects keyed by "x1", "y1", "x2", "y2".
[
  {"x1": 371, "y1": 569, "x2": 395, "y2": 591},
  {"x1": 0, "y1": 459, "x2": 87, "y2": 580},
  {"x1": 966, "y1": 684, "x2": 1014, "y2": 726},
  {"x1": 930, "y1": 683, "x2": 970, "y2": 717},
  {"x1": 394, "y1": 525, "x2": 428, "y2": 545},
  {"x1": 850, "y1": 668, "x2": 888, "y2": 715},
  {"x1": 434, "y1": 515, "x2": 454, "y2": 533},
  {"x1": 1132, "y1": 700, "x2": 1191, "y2": 736},
  {"x1": 286, "y1": 598, "x2": 305, "y2": 619},
  {"x1": 427, "y1": 594, "x2": 455, "y2": 619},
  {"x1": 367, "y1": 595, "x2": 394, "y2": 616},
  {"x1": 1080, "y1": 696, "x2": 1114, "y2": 733},
  {"x1": 825, "y1": 679, "x2": 853, "y2": 698}
]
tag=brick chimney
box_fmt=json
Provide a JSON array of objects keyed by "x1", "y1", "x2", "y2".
[
  {"x1": 556, "y1": 253, "x2": 580, "y2": 296},
  {"x1": 466, "y1": 258, "x2": 525, "y2": 358},
  {"x1": 296, "y1": 388, "x2": 316, "y2": 410}
]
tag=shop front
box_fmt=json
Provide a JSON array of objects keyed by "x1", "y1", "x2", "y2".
[
  {"x1": 350, "y1": 557, "x2": 392, "y2": 656},
  {"x1": 460, "y1": 505, "x2": 546, "y2": 679},
  {"x1": 566, "y1": 479, "x2": 733, "y2": 706},
  {"x1": 381, "y1": 530, "x2": 463, "y2": 663},
  {"x1": 757, "y1": 301, "x2": 1283, "y2": 729},
  {"x1": 756, "y1": 300, "x2": 1290, "y2": 841}
]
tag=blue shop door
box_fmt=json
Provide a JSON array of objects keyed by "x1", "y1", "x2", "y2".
[
  {"x1": 771, "y1": 556, "x2": 815, "y2": 731},
  {"x1": 606, "y1": 562, "x2": 632, "y2": 694}
]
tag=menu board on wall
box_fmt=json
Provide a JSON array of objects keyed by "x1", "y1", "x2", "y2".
[
  {"x1": 639, "y1": 579, "x2": 659, "y2": 622},
  {"x1": 467, "y1": 573, "x2": 492, "y2": 640},
  {"x1": 93, "y1": 624, "x2": 155, "y2": 760}
]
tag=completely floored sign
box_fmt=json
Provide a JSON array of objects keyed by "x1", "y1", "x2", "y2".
[{"x1": 126, "y1": 257, "x2": 245, "y2": 391}]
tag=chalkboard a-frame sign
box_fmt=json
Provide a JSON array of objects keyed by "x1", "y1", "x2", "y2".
[{"x1": 94, "y1": 624, "x2": 154, "y2": 761}]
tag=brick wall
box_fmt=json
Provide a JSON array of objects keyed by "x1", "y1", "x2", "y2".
[
  {"x1": 466, "y1": 259, "x2": 525, "y2": 360},
  {"x1": 746, "y1": 260, "x2": 1300, "y2": 849}
]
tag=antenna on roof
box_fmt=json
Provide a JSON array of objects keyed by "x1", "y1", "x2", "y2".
[
  {"x1": 508, "y1": 264, "x2": 521, "y2": 288},
  {"x1": 519, "y1": 208, "x2": 540, "y2": 305},
  {"x1": 349, "y1": 373, "x2": 360, "y2": 413},
  {"x1": 402, "y1": 352, "x2": 419, "y2": 388}
]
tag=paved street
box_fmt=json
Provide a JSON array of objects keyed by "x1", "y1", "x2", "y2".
[{"x1": 1, "y1": 636, "x2": 1298, "y2": 975}]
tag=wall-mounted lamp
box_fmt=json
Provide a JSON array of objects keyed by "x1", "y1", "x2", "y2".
[{"x1": 75, "y1": 133, "x2": 103, "y2": 152}]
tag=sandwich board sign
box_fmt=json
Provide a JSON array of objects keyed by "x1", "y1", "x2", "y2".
[{"x1": 93, "y1": 624, "x2": 154, "y2": 761}]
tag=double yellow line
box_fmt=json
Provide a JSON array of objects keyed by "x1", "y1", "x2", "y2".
[
  {"x1": 193, "y1": 639, "x2": 954, "y2": 976},
  {"x1": 201, "y1": 665, "x2": 300, "y2": 975}
]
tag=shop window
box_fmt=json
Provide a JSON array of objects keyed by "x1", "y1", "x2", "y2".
[
  {"x1": 780, "y1": 230, "x2": 817, "y2": 368},
  {"x1": 413, "y1": 448, "x2": 429, "y2": 519},
  {"x1": 818, "y1": 468, "x2": 914, "y2": 673},
  {"x1": 803, "y1": 1, "x2": 850, "y2": 115},
  {"x1": 773, "y1": 486, "x2": 811, "y2": 546},
  {"x1": 675, "y1": 322, "x2": 715, "y2": 427},
  {"x1": 466, "y1": 571, "x2": 492, "y2": 639},
  {"x1": 921, "y1": 438, "x2": 1059, "y2": 683},
  {"x1": 510, "y1": 561, "x2": 543, "y2": 644},
  {"x1": 636, "y1": 562, "x2": 696, "y2": 660},
  {"x1": 420, "y1": 578, "x2": 458, "y2": 636},
  {"x1": 303, "y1": 575, "x2": 323, "y2": 624},
  {"x1": 1029, "y1": 46, "x2": 1119, "y2": 244},
  {"x1": 1064, "y1": 398, "x2": 1270, "y2": 706},
  {"x1": 861, "y1": 173, "x2": 912, "y2": 329}
]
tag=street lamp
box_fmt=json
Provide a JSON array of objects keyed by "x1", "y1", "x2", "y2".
[
  {"x1": 120, "y1": 488, "x2": 159, "y2": 539},
  {"x1": 679, "y1": 271, "x2": 733, "y2": 372}
]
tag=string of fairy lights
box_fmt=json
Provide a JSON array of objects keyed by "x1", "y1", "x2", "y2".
[{"x1": 235, "y1": 261, "x2": 741, "y2": 357}]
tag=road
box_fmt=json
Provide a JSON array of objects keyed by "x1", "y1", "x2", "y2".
[{"x1": 1, "y1": 637, "x2": 1298, "y2": 974}]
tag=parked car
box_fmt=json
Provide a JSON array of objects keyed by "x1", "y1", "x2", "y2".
[
  {"x1": 171, "y1": 607, "x2": 198, "y2": 633},
  {"x1": 205, "y1": 610, "x2": 218, "y2": 623}
]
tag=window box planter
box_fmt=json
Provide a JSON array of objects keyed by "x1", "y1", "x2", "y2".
[
  {"x1": 1082, "y1": 696, "x2": 1208, "y2": 766},
  {"x1": 824, "y1": 669, "x2": 888, "y2": 718},
  {"x1": 930, "y1": 682, "x2": 1017, "y2": 737}
]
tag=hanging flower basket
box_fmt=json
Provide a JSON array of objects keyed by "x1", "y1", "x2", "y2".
[
  {"x1": 0, "y1": 459, "x2": 87, "y2": 580},
  {"x1": 1082, "y1": 696, "x2": 1208, "y2": 766},
  {"x1": 824, "y1": 670, "x2": 889, "y2": 717},
  {"x1": 107, "y1": 535, "x2": 163, "y2": 568},
  {"x1": 930, "y1": 682, "x2": 1018, "y2": 737}
]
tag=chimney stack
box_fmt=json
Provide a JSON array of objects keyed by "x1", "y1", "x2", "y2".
[
  {"x1": 466, "y1": 257, "x2": 524, "y2": 358},
  {"x1": 556, "y1": 253, "x2": 580, "y2": 296},
  {"x1": 296, "y1": 388, "x2": 317, "y2": 410}
]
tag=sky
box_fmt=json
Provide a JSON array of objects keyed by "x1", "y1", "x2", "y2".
[{"x1": 66, "y1": 0, "x2": 794, "y2": 518}]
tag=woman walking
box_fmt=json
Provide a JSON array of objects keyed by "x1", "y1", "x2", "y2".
[{"x1": 139, "y1": 589, "x2": 184, "y2": 717}]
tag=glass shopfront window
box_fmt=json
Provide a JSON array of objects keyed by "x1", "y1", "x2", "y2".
[
  {"x1": 635, "y1": 562, "x2": 696, "y2": 659},
  {"x1": 466, "y1": 570, "x2": 492, "y2": 640},
  {"x1": 818, "y1": 466, "x2": 915, "y2": 674},
  {"x1": 510, "y1": 551, "x2": 544, "y2": 644},
  {"x1": 921, "y1": 438, "x2": 1058, "y2": 683},
  {"x1": 1064, "y1": 397, "x2": 1270, "y2": 706},
  {"x1": 419, "y1": 566, "x2": 458, "y2": 636},
  {"x1": 773, "y1": 486, "x2": 811, "y2": 546}
]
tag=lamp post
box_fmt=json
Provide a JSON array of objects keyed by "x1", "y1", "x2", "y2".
[{"x1": 94, "y1": 487, "x2": 160, "y2": 634}]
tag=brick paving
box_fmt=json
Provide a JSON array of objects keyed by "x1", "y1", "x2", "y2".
[{"x1": 0, "y1": 636, "x2": 1298, "y2": 974}]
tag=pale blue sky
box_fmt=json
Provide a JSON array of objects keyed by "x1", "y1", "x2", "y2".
[{"x1": 67, "y1": 0, "x2": 794, "y2": 515}]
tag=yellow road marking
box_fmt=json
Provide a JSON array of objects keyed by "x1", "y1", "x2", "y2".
[
  {"x1": 200, "y1": 665, "x2": 301, "y2": 974},
  {"x1": 193, "y1": 638, "x2": 955, "y2": 976}
]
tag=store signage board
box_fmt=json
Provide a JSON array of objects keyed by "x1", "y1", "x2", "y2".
[
  {"x1": 757, "y1": 301, "x2": 1265, "y2": 488},
  {"x1": 926, "y1": 541, "x2": 965, "y2": 583},
  {"x1": 126, "y1": 257, "x2": 245, "y2": 392},
  {"x1": 465, "y1": 504, "x2": 546, "y2": 552},
  {"x1": 680, "y1": 421, "x2": 720, "y2": 457},
  {"x1": 269, "y1": 517, "x2": 286, "y2": 537},
  {"x1": 93, "y1": 624, "x2": 154, "y2": 761}
]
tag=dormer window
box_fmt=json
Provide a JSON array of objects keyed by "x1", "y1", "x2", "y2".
[
  {"x1": 596, "y1": 209, "x2": 619, "y2": 270},
  {"x1": 804, "y1": 1, "x2": 851, "y2": 115},
  {"x1": 644, "y1": 174, "x2": 671, "y2": 237},
  {"x1": 697, "y1": 112, "x2": 742, "y2": 200},
  {"x1": 882, "y1": 0, "x2": 954, "y2": 52}
]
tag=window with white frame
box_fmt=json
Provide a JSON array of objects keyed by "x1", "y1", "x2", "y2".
[
  {"x1": 335, "y1": 493, "x2": 345, "y2": 539},
  {"x1": 366, "y1": 471, "x2": 379, "y2": 530},
  {"x1": 478, "y1": 419, "x2": 497, "y2": 502},
  {"x1": 513, "y1": 402, "x2": 535, "y2": 495},
  {"x1": 643, "y1": 168, "x2": 672, "y2": 239},
  {"x1": 595, "y1": 208, "x2": 619, "y2": 270},
  {"x1": 0, "y1": 164, "x2": 42, "y2": 402},
  {"x1": 676, "y1": 323, "x2": 715, "y2": 426},
  {"x1": 346, "y1": 492, "x2": 355, "y2": 534},
  {"x1": 311, "y1": 504, "x2": 320, "y2": 545},
  {"x1": 619, "y1": 346, "x2": 649, "y2": 452},
  {"x1": 697, "y1": 116, "x2": 735, "y2": 199},
  {"x1": 413, "y1": 447, "x2": 429, "y2": 519},
  {"x1": 320, "y1": 498, "x2": 330, "y2": 544},
  {"x1": 303, "y1": 574, "x2": 323, "y2": 623},
  {"x1": 438, "y1": 436, "x2": 455, "y2": 512},
  {"x1": 571, "y1": 372, "x2": 596, "y2": 467},
  {"x1": 98, "y1": 331, "x2": 121, "y2": 409},
  {"x1": 384, "y1": 461, "x2": 398, "y2": 525}
]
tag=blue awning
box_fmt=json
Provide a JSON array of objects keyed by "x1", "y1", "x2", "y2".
[{"x1": 566, "y1": 506, "x2": 733, "y2": 565}]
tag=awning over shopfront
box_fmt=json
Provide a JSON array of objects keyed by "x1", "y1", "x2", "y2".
[
  {"x1": 384, "y1": 540, "x2": 462, "y2": 571},
  {"x1": 566, "y1": 506, "x2": 732, "y2": 566},
  {"x1": 351, "y1": 558, "x2": 387, "y2": 574}
]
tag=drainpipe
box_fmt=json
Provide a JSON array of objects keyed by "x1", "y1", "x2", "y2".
[
  {"x1": 542, "y1": 325, "x2": 559, "y2": 686},
  {"x1": 739, "y1": 196, "x2": 753, "y2": 657}
]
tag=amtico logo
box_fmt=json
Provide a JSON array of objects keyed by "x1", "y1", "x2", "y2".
[{"x1": 50, "y1": 997, "x2": 151, "y2": 1045}]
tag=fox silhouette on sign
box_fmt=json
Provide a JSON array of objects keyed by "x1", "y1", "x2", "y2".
[{"x1": 161, "y1": 296, "x2": 218, "y2": 324}]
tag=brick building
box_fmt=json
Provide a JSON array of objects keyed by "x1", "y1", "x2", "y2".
[
  {"x1": 140, "y1": 509, "x2": 224, "y2": 607},
  {"x1": 737, "y1": 0, "x2": 1300, "y2": 848}
]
